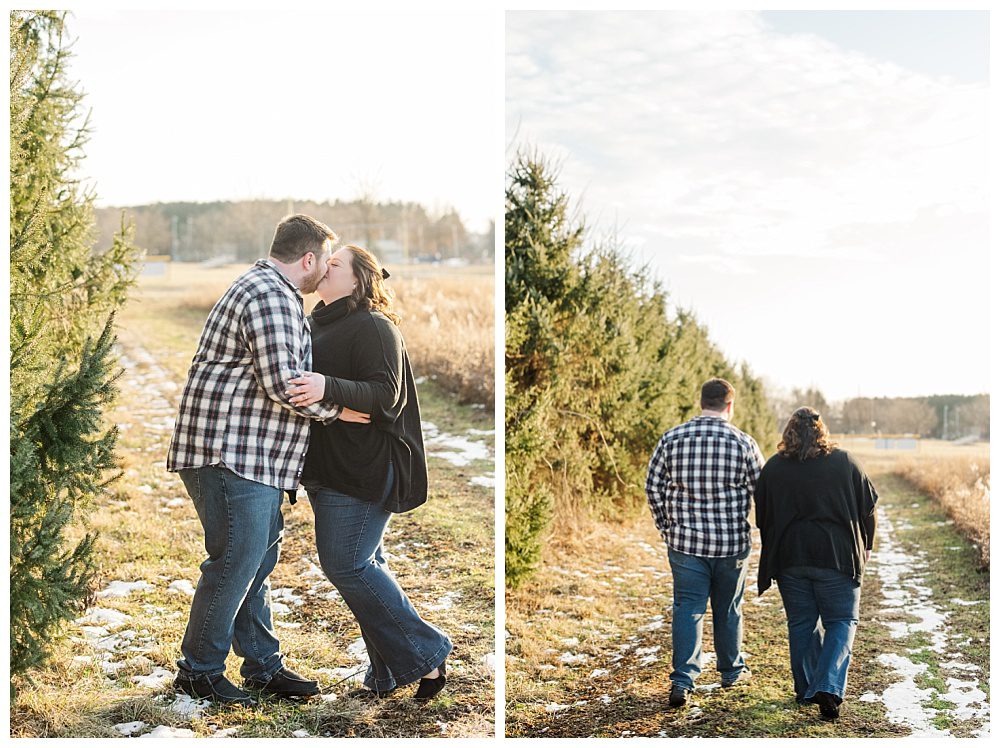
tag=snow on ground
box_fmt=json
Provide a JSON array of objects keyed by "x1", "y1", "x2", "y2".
[
  {"x1": 867, "y1": 505, "x2": 990, "y2": 736},
  {"x1": 140, "y1": 726, "x2": 196, "y2": 738},
  {"x1": 422, "y1": 421, "x2": 492, "y2": 467},
  {"x1": 95, "y1": 580, "x2": 154, "y2": 598},
  {"x1": 167, "y1": 579, "x2": 196, "y2": 596}
]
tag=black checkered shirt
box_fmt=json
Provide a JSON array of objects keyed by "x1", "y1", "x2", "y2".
[
  {"x1": 167, "y1": 259, "x2": 342, "y2": 490},
  {"x1": 645, "y1": 415, "x2": 765, "y2": 557}
]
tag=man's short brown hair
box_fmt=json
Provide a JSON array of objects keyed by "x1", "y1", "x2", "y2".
[
  {"x1": 269, "y1": 214, "x2": 338, "y2": 263},
  {"x1": 701, "y1": 378, "x2": 735, "y2": 411}
]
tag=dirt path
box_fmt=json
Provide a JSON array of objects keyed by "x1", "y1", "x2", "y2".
[
  {"x1": 12, "y1": 332, "x2": 495, "y2": 739},
  {"x1": 505, "y1": 469, "x2": 989, "y2": 738}
]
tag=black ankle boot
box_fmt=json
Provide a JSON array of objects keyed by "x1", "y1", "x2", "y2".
[{"x1": 413, "y1": 659, "x2": 447, "y2": 701}]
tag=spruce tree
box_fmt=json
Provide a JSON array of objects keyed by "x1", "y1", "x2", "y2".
[
  {"x1": 9, "y1": 11, "x2": 139, "y2": 693},
  {"x1": 504, "y1": 153, "x2": 775, "y2": 587}
]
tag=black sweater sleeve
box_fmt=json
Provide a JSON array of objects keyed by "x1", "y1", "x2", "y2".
[{"x1": 322, "y1": 315, "x2": 404, "y2": 421}]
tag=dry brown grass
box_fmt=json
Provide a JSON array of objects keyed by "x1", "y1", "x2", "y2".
[
  {"x1": 159, "y1": 262, "x2": 494, "y2": 406},
  {"x1": 836, "y1": 437, "x2": 991, "y2": 568},
  {"x1": 895, "y1": 455, "x2": 990, "y2": 568}
]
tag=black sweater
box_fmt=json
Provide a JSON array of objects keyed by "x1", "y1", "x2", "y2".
[
  {"x1": 754, "y1": 449, "x2": 877, "y2": 594},
  {"x1": 300, "y1": 298, "x2": 428, "y2": 513}
]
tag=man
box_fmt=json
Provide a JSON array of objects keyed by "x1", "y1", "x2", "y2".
[
  {"x1": 645, "y1": 378, "x2": 765, "y2": 707},
  {"x1": 167, "y1": 214, "x2": 369, "y2": 705}
]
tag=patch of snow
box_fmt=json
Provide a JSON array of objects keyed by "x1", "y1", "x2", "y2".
[
  {"x1": 167, "y1": 579, "x2": 196, "y2": 596},
  {"x1": 158, "y1": 693, "x2": 208, "y2": 719},
  {"x1": 426, "y1": 591, "x2": 462, "y2": 611},
  {"x1": 347, "y1": 637, "x2": 370, "y2": 663},
  {"x1": 210, "y1": 727, "x2": 239, "y2": 738},
  {"x1": 270, "y1": 602, "x2": 291, "y2": 615},
  {"x1": 469, "y1": 475, "x2": 495, "y2": 488},
  {"x1": 132, "y1": 667, "x2": 174, "y2": 688},
  {"x1": 140, "y1": 726, "x2": 195, "y2": 738},
  {"x1": 75, "y1": 608, "x2": 132, "y2": 628},
  {"x1": 96, "y1": 580, "x2": 154, "y2": 599},
  {"x1": 589, "y1": 669, "x2": 609, "y2": 679},
  {"x1": 482, "y1": 653, "x2": 495, "y2": 673},
  {"x1": 275, "y1": 621, "x2": 302, "y2": 629},
  {"x1": 292, "y1": 729, "x2": 311, "y2": 738},
  {"x1": 544, "y1": 700, "x2": 587, "y2": 712},
  {"x1": 558, "y1": 652, "x2": 589, "y2": 665},
  {"x1": 114, "y1": 721, "x2": 147, "y2": 736},
  {"x1": 272, "y1": 588, "x2": 305, "y2": 606}
]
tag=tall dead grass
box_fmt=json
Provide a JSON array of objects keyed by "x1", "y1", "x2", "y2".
[
  {"x1": 391, "y1": 277, "x2": 494, "y2": 406},
  {"x1": 895, "y1": 456, "x2": 990, "y2": 567}
]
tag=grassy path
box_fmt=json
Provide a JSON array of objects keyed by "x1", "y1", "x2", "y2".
[
  {"x1": 11, "y1": 298, "x2": 495, "y2": 738},
  {"x1": 505, "y1": 469, "x2": 989, "y2": 737}
]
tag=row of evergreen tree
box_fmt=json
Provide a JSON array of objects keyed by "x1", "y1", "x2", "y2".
[
  {"x1": 10, "y1": 11, "x2": 140, "y2": 696},
  {"x1": 504, "y1": 154, "x2": 775, "y2": 587}
]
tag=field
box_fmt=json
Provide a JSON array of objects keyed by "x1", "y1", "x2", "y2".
[
  {"x1": 11, "y1": 262, "x2": 496, "y2": 738},
  {"x1": 505, "y1": 438, "x2": 990, "y2": 737}
]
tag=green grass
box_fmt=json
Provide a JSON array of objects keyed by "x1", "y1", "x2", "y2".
[
  {"x1": 10, "y1": 286, "x2": 495, "y2": 738},
  {"x1": 505, "y1": 466, "x2": 989, "y2": 738}
]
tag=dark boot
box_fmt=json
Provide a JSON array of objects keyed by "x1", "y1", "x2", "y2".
[
  {"x1": 813, "y1": 691, "x2": 841, "y2": 720},
  {"x1": 414, "y1": 659, "x2": 447, "y2": 701},
  {"x1": 668, "y1": 683, "x2": 688, "y2": 708},
  {"x1": 244, "y1": 667, "x2": 320, "y2": 700},
  {"x1": 174, "y1": 672, "x2": 254, "y2": 706}
]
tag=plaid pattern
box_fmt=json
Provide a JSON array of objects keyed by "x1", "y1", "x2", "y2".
[
  {"x1": 646, "y1": 415, "x2": 765, "y2": 557},
  {"x1": 167, "y1": 259, "x2": 341, "y2": 490}
]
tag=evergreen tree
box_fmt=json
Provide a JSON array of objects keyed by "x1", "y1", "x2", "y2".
[
  {"x1": 9, "y1": 11, "x2": 140, "y2": 693},
  {"x1": 504, "y1": 153, "x2": 775, "y2": 587}
]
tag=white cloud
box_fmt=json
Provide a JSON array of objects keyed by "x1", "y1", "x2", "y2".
[{"x1": 507, "y1": 11, "x2": 988, "y2": 398}]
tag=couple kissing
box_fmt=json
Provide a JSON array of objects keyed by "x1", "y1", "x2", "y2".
[{"x1": 165, "y1": 214, "x2": 451, "y2": 706}]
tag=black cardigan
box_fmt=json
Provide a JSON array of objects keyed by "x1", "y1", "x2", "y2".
[
  {"x1": 754, "y1": 448, "x2": 877, "y2": 594},
  {"x1": 300, "y1": 298, "x2": 428, "y2": 513}
]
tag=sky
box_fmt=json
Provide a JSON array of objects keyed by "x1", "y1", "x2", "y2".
[
  {"x1": 506, "y1": 10, "x2": 990, "y2": 401},
  {"x1": 64, "y1": 10, "x2": 498, "y2": 231}
]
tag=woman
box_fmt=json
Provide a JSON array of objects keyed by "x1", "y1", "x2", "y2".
[
  {"x1": 754, "y1": 407, "x2": 877, "y2": 721},
  {"x1": 285, "y1": 244, "x2": 451, "y2": 701}
]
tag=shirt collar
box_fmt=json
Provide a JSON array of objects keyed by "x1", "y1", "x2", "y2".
[{"x1": 255, "y1": 258, "x2": 302, "y2": 297}]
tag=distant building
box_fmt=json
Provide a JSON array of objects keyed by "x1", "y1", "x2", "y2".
[{"x1": 372, "y1": 239, "x2": 405, "y2": 265}]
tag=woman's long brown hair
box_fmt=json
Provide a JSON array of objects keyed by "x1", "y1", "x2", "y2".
[
  {"x1": 341, "y1": 244, "x2": 401, "y2": 326},
  {"x1": 777, "y1": 406, "x2": 838, "y2": 461}
]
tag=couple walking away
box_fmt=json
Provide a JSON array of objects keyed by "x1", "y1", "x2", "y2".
[
  {"x1": 646, "y1": 378, "x2": 878, "y2": 721},
  {"x1": 165, "y1": 214, "x2": 451, "y2": 706}
]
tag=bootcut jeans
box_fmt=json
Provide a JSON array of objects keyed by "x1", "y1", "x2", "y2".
[
  {"x1": 307, "y1": 462, "x2": 452, "y2": 692},
  {"x1": 776, "y1": 566, "x2": 861, "y2": 704},
  {"x1": 175, "y1": 465, "x2": 286, "y2": 682},
  {"x1": 668, "y1": 546, "x2": 751, "y2": 692}
]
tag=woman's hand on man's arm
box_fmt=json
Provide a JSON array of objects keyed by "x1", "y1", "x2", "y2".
[{"x1": 287, "y1": 372, "x2": 371, "y2": 423}]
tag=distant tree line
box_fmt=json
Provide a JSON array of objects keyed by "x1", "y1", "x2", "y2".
[
  {"x1": 769, "y1": 387, "x2": 989, "y2": 440},
  {"x1": 93, "y1": 199, "x2": 493, "y2": 264},
  {"x1": 505, "y1": 154, "x2": 775, "y2": 587}
]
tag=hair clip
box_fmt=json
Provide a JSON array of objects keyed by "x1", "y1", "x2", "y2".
[{"x1": 381, "y1": 267, "x2": 391, "y2": 280}]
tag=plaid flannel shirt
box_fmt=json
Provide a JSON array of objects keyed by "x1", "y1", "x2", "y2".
[
  {"x1": 645, "y1": 415, "x2": 765, "y2": 557},
  {"x1": 167, "y1": 259, "x2": 341, "y2": 490}
]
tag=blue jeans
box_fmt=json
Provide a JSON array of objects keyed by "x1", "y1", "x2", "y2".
[
  {"x1": 307, "y1": 463, "x2": 452, "y2": 691},
  {"x1": 668, "y1": 546, "x2": 750, "y2": 691},
  {"x1": 777, "y1": 566, "x2": 861, "y2": 703},
  {"x1": 175, "y1": 465, "x2": 285, "y2": 681}
]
